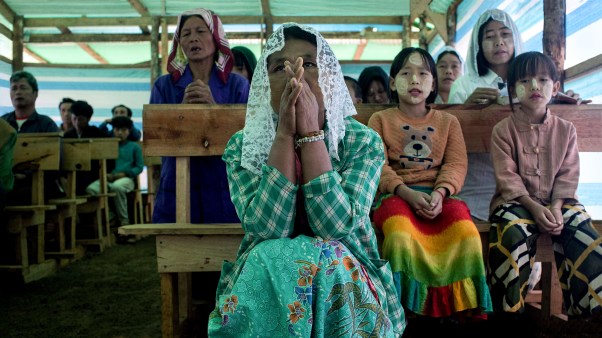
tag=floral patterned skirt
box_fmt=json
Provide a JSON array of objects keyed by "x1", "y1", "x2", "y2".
[{"x1": 208, "y1": 235, "x2": 396, "y2": 337}]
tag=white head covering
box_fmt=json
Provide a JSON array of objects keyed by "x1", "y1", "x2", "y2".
[
  {"x1": 466, "y1": 9, "x2": 524, "y2": 78},
  {"x1": 241, "y1": 23, "x2": 356, "y2": 175},
  {"x1": 436, "y1": 45, "x2": 466, "y2": 74}
]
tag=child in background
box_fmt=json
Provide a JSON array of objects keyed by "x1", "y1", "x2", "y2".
[
  {"x1": 358, "y1": 65, "x2": 391, "y2": 104},
  {"x1": 368, "y1": 47, "x2": 492, "y2": 328},
  {"x1": 86, "y1": 116, "x2": 143, "y2": 227},
  {"x1": 231, "y1": 46, "x2": 257, "y2": 82},
  {"x1": 488, "y1": 51, "x2": 601, "y2": 320},
  {"x1": 99, "y1": 104, "x2": 142, "y2": 141},
  {"x1": 344, "y1": 75, "x2": 363, "y2": 104}
]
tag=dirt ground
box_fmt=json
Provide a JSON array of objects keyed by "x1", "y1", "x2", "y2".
[
  {"x1": 0, "y1": 236, "x2": 161, "y2": 338},
  {"x1": 0, "y1": 236, "x2": 599, "y2": 338}
]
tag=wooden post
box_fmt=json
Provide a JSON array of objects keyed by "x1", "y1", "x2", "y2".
[
  {"x1": 12, "y1": 15, "x2": 23, "y2": 72},
  {"x1": 402, "y1": 16, "x2": 412, "y2": 48},
  {"x1": 150, "y1": 16, "x2": 160, "y2": 87},
  {"x1": 418, "y1": 14, "x2": 427, "y2": 50},
  {"x1": 160, "y1": 17, "x2": 169, "y2": 75},
  {"x1": 446, "y1": 1, "x2": 460, "y2": 47},
  {"x1": 543, "y1": 0, "x2": 566, "y2": 91}
]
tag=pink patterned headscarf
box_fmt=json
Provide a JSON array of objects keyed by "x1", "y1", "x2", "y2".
[{"x1": 167, "y1": 8, "x2": 233, "y2": 84}]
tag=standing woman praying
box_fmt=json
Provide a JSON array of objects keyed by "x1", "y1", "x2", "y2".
[{"x1": 150, "y1": 8, "x2": 249, "y2": 224}]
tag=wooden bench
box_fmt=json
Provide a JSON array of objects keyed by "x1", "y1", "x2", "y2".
[
  {"x1": 1, "y1": 133, "x2": 61, "y2": 283},
  {"x1": 76, "y1": 138, "x2": 119, "y2": 251},
  {"x1": 44, "y1": 138, "x2": 91, "y2": 266},
  {"x1": 120, "y1": 103, "x2": 602, "y2": 336},
  {"x1": 143, "y1": 151, "x2": 161, "y2": 223}
]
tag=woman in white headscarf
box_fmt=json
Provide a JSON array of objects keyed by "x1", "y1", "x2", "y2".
[
  {"x1": 447, "y1": 9, "x2": 523, "y2": 221},
  {"x1": 208, "y1": 23, "x2": 405, "y2": 337},
  {"x1": 434, "y1": 46, "x2": 464, "y2": 104},
  {"x1": 448, "y1": 9, "x2": 587, "y2": 221}
]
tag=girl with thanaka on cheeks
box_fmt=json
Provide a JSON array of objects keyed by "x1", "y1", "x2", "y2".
[
  {"x1": 368, "y1": 47, "x2": 492, "y2": 325},
  {"x1": 488, "y1": 51, "x2": 602, "y2": 319}
]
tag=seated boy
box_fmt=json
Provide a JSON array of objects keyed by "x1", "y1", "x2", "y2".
[
  {"x1": 99, "y1": 104, "x2": 142, "y2": 141},
  {"x1": 86, "y1": 116, "x2": 143, "y2": 226}
]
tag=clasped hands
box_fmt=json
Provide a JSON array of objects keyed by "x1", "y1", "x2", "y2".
[
  {"x1": 182, "y1": 79, "x2": 216, "y2": 104},
  {"x1": 396, "y1": 185, "x2": 445, "y2": 220},
  {"x1": 531, "y1": 204, "x2": 564, "y2": 235},
  {"x1": 277, "y1": 57, "x2": 320, "y2": 138}
]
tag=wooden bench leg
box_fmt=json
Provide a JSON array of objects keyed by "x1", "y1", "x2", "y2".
[
  {"x1": 528, "y1": 234, "x2": 565, "y2": 320},
  {"x1": 161, "y1": 273, "x2": 180, "y2": 337}
]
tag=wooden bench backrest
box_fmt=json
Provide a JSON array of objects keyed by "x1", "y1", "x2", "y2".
[
  {"x1": 12, "y1": 133, "x2": 62, "y2": 205},
  {"x1": 13, "y1": 133, "x2": 62, "y2": 171},
  {"x1": 144, "y1": 103, "x2": 602, "y2": 156},
  {"x1": 61, "y1": 139, "x2": 92, "y2": 171}
]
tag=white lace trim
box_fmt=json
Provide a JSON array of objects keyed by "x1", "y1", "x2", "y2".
[{"x1": 241, "y1": 23, "x2": 356, "y2": 175}]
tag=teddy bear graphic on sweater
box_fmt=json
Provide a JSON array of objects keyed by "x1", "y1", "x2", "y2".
[{"x1": 399, "y1": 124, "x2": 434, "y2": 169}]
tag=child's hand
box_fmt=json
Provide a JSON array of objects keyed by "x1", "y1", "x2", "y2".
[
  {"x1": 531, "y1": 205, "x2": 562, "y2": 234},
  {"x1": 547, "y1": 207, "x2": 564, "y2": 235},
  {"x1": 407, "y1": 191, "x2": 432, "y2": 217}
]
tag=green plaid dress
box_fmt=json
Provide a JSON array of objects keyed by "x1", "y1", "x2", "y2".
[{"x1": 208, "y1": 118, "x2": 406, "y2": 337}]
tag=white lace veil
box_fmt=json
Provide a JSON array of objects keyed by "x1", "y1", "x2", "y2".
[
  {"x1": 241, "y1": 23, "x2": 357, "y2": 175},
  {"x1": 466, "y1": 9, "x2": 524, "y2": 78}
]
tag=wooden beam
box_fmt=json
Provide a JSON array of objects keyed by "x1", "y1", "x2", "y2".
[
  {"x1": 446, "y1": 0, "x2": 461, "y2": 47},
  {"x1": 23, "y1": 46, "x2": 49, "y2": 64},
  {"x1": 127, "y1": 0, "x2": 151, "y2": 35},
  {"x1": 160, "y1": 17, "x2": 168, "y2": 75},
  {"x1": 151, "y1": 17, "x2": 160, "y2": 86},
  {"x1": 77, "y1": 43, "x2": 108, "y2": 64},
  {"x1": 353, "y1": 38, "x2": 368, "y2": 61},
  {"x1": 165, "y1": 15, "x2": 404, "y2": 26},
  {"x1": 12, "y1": 15, "x2": 23, "y2": 72},
  {"x1": 27, "y1": 33, "x2": 150, "y2": 43},
  {"x1": 0, "y1": 0, "x2": 15, "y2": 24},
  {"x1": 0, "y1": 21, "x2": 11, "y2": 39},
  {"x1": 261, "y1": 0, "x2": 273, "y2": 37},
  {"x1": 24, "y1": 61, "x2": 150, "y2": 69},
  {"x1": 543, "y1": 0, "x2": 566, "y2": 90},
  {"x1": 58, "y1": 27, "x2": 108, "y2": 64},
  {"x1": 402, "y1": 16, "x2": 411, "y2": 48},
  {"x1": 25, "y1": 17, "x2": 153, "y2": 27},
  {"x1": 564, "y1": 54, "x2": 602, "y2": 79}
]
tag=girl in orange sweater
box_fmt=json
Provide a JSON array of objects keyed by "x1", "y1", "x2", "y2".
[{"x1": 368, "y1": 47, "x2": 492, "y2": 326}]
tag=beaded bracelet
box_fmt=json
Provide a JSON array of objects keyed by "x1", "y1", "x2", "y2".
[{"x1": 295, "y1": 130, "x2": 325, "y2": 148}]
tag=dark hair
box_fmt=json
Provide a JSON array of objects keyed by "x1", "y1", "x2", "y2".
[
  {"x1": 10, "y1": 71, "x2": 38, "y2": 92},
  {"x1": 476, "y1": 18, "x2": 517, "y2": 77},
  {"x1": 111, "y1": 115, "x2": 133, "y2": 130},
  {"x1": 344, "y1": 76, "x2": 363, "y2": 100},
  {"x1": 358, "y1": 66, "x2": 390, "y2": 103},
  {"x1": 58, "y1": 97, "x2": 75, "y2": 109},
  {"x1": 267, "y1": 26, "x2": 318, "y2": 68},
  {"x1": 507, "y1": 51, "x2": 558, "y2": 112},
  {"x1": 232, "y1": 46, "x2": 257, "y2": 80},
  {"x1": 389, "y1": 47, "x2": 438, "y2": 104},
  {"x1": 282, "y1": 26, "x2": 317, "y2": 46},
  {"x1": 70, "y1": 100, "x2": 94, "y2": 119},
  {"x1": 111, "y1": 104, "x2": 133, "y2": 118},
  {"x1": 437, "y1": 50, "x2": 462, "y2": 65}
]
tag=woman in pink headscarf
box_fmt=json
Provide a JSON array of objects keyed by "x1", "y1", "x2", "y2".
[{"x1": 151, "y1": 8, "x2": 249, "y2": 224}]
